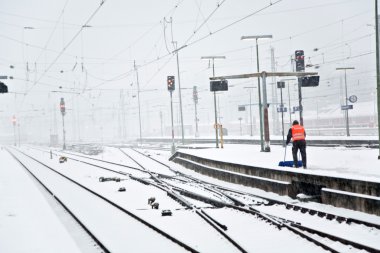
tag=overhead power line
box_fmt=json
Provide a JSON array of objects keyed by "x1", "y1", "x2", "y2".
[{"x1": 25, "y1": 0, "x2": 107, "y2": 97}]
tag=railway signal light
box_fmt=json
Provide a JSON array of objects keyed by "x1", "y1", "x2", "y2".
[
  {"x1": 167, "y1": 76, "x2": 175, "y2": 91},
  {"x1": 11, "y1": 115, "x2": 16, "y2": 126},
  {"x1": 60, "y1": 98, "x2": 66, "y2": 115},
  {"x1": 295, "y1": 50, "x2": 305, "y2": 72}
]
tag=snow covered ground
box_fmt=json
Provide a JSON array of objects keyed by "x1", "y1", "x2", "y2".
[
  {"x1": 174, "y1": 143, "x2": 380, "y2": 182},
  {"x1": 1, "y1": 144, "x2": 380, "y2": 253}
]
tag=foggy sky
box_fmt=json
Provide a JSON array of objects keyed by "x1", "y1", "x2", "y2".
[{"x1": 0, "y1": 0, "x2": 377, "y2": 144}]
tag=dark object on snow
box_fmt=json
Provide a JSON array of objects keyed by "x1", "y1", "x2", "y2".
[
  {"x1": 99, "y1": 177, "x2": 121, "y2": 182},
  {"x1": 279, "y1": 160, "x2": 303, "y2": 168},
  {"x1": 59, "y1": 156, "x2": 67, "y2": 163},
  {"x1": 151, "y1": 202, "x2": 159, "y2": 209},
  {"x1": 161, "y1": 209, "x2": 172, "y2": 216},
  {"x1": 148, "y1": 197, "x2": 155, "y2": 205},
  {"x1": 118, "y1": 187, "x2": 126, "y2": 192}
]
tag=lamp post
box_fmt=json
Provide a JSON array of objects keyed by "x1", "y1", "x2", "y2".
[
  {"x1": 336, "y1": 67, "x2": 355, "y2": 137},
  {"x1": 201, "y1": 56, "x2": 226, "y2": 148},
  {"x1": 241, "y1": 35, "x2": 273, "y2": 152}
]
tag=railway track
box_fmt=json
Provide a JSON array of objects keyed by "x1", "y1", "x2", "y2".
[
  {"x1": 7, "y1": 147, "x2": 198, "y2": 253},
  {"x1": 22, "y1": 145, "x2": 380, "y2": 252},
  {"x1": 129, "y1": 147, "x2": 380, "y2": 253}
]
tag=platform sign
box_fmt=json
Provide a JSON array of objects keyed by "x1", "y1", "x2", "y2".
[
  {"x1": 341, "y1": 105, "x2": 353, "y2": 110},
  {"x1": 293, "y1": 106, "x2": 300, "y2": 112},
  {"x1": 0, "y1": 76, "x2": 8, "y2": 79},
  {"x1": 277, "y1": 107, "x2": 287, "y2": 113},
  {"x1": 238, "y1": 105, "x2": 246, "y2": 111}
]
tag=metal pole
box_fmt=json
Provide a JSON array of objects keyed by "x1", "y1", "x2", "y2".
[
  {"x1": 256, "y1": 39, "x2": 264, "y2": 151},
  {"x1": 170, "y1": 91, "x2": 175, "y2": 154},
  {"x1": 212, "y1": 59, "x2": 219, "y2": 148},
  {"x1": 280, "y1": 87, "x2": 285, "y2": 146},
  {"x1": 261, "y1": 72, "x2": 271, "y2": 151},
  {"x1": 375, "y1": 0, "x2": 380, "y2": 159},
  {"x1": 13, "y1": 124, "x2": 16, "y2": 146},
  {"x1": 160, "y1": 111, "x2": 163, "y2": 137},
  {"x1": 287, "y1": 81, "x2": 292, "y2": 125},
  {"x1": 298, "y1": 77, "x2": 304, "y2": 126},
  {"x1": 344, "y1": 69, "x2": 350, "y2": 136},
  {"x1": 175, "y1": 46, "x2": 185, "y2": 145},
  {"x1": 62, "y1": 114, "x2": 66, "y2": 150},
  {"x1": 239, "y1": 118, "x2": 242, "y2": 135},
  {"x1": 18, "y1": 123, "x2": 21, "y2": 146},
  {"x1": 134, "y1": 61, "x2": 142, "y2": 145},
  {"x1": 194, "y1": 99, "x2": 199, "y2": 137},
  {"x1": 249, "y1": 90, "x2": 253, "y2": 136}
]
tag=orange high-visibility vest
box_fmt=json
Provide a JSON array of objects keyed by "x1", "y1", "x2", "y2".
[{"x1": 291, "y1": 125, "x2": 305, "y2": 141}]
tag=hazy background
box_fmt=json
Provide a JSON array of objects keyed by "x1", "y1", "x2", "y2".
[{"x1": 0, "y1": 0, "x2": 377, "y2": 144}]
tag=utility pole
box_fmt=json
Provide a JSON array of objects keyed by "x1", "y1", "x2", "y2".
[
  {"x1": 270, "y1": 47, "x2": 279, "y2": 135},
  {"x1": 134, "y1": 61, "x2": 142, "y2": 145},
  {"x1": 193, "y1": 86, "x2": 199, "y2": 137},
  {"x1": 160, "y1": 111, "x2": 163, "y2": 137},
  {"x1": 167, "y1": 76, "x2": 176, "y2": 154},
  {"x1": 18, "y1": 123, "x2": 21, "y2": 146},
  {"x1": 201, "y1": 56, "x2": 226, "y2": 148},
  {"x1": 375, "y1": 0, "x2": 380, "y2": 159},
  {"x1": 12, "y1": 115, "x2": 16, "y2": 146},
  {"x1": 60, "y1": 98, "x2": 66, "y2": 150},
  {"x1": 172, "y1": 42, "x2": 185, "y2": 145},
  {"x1": 243, "y1": 86, "x2": 256, "y2": 136},
  {"x1": 238, "y1": 117, "x2": 243, "y2": 135},
  {"x1": 277, "y1": 81, "x2": 286, "y2": 146},
  {"x1": 336, "y1": 67, "x2": 355, "y2": 137},
  {"x1": 241, "y1": 35, "x2": 273, "y2": 151},
  {"x1": 261, "y1": 72, "x2": 271, "y2": 151}
]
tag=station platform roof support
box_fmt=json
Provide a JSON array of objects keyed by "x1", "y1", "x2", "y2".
[{"x1": 210, "y1": 71, "x2": 318, "y2": 152}]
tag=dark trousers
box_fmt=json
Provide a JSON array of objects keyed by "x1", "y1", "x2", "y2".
[{"x1": 292, "y1": 140, "x2": 306, "y2": 168}]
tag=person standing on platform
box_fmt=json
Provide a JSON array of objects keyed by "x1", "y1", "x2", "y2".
[{"x1": 286, "y1": 120, "x2": 307, "y2": 169}]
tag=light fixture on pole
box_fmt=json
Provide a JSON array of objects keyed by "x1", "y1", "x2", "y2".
[
  {"x1": 241, "y1": 35, "x2": 273, "y2": 151},
  {"x1": 336, "y1": 67, "x2": 355, "y2": 137},
  {"x1": 201, "y1": 56, "x2": 226, "y2": 148}
]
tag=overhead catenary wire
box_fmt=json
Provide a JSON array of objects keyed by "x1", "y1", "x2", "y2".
[
  {"x1": 24, "y1": 0, "x2": 107, "y2": 98},
  {"x1": 34, "y1": 0, "x2": 70, "y2": 63}
]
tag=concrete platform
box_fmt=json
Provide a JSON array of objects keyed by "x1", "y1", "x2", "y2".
[{"x1": 171, "y1": 151, "x2": 380, "y2": 216}]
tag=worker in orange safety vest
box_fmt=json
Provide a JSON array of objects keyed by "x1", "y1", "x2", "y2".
[{"x1": 286, "y1": 120, "x2": 307, "y2": 169}]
